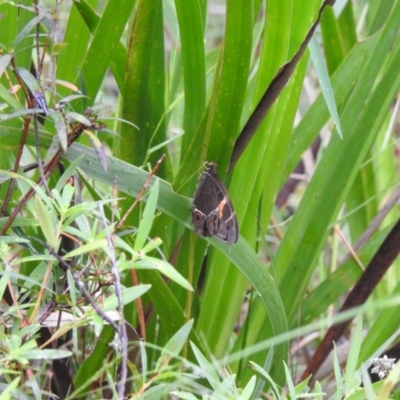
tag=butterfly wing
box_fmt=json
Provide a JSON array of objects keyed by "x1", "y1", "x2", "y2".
[
  {"x1": 191, "y1": 164, "x2": 239, "y2": 244},
  {"x1": 191, "y1": 169, "x2": 220, "y2": 237},
  {"x1": 207, "y1": 169, "x2": 238, "y2": 244}
]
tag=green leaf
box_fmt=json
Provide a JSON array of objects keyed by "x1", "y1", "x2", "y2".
[
  {"x1": 345, "y1": 316, "x2": 362, "y2": 393},
  {"x1": 191, "y1": 341, "x2": 221, "y2": 389},
  {"x1": 309, "y1": 34, "x2": 343, "y2": 138},
  {"x1": 23, "y1": 349, "x2": 72, "y2": 360},
  {"x1": 0, "y1": 377, "x2": 20, "y2": 400},
  {"x1": 75, "y1": 0, "x2": 135, "y2": 108},
  {"x1": 155, "y1": 319, "x2": 194, "y2": 371},
  {"x1": 63, "y1": 238, "x2": 108, "y2": 259},
  {"x1": 174, "y1": 0, "x2": 206, "y2": 151},
  {"x1": 34, "y1": 195, "x2": 58, "y2": 250},
  {"x1": 101, "y1": 284, "x2": 151, "y2": 312},
  {"x1": 0, "y1": 273, "x2": 9, "y2": 304},
  {"x1": 133, "y1": 256, "x2": 193, "y2": 291},
  {"x1": 135, "y1": 179, "x2": 159, "y2": 251},
  {"x1": 117, "y1": 0, "x2": 166, "y2": 170},
  {"x1": 73, "y1": 325, "x2": 115, "y2": 398},
  {"x1": 13, "y1": 11, "x2": 47, "y2": 48},
  {"x1": 284, "y1": 30, "x2": 379, "y2": 181},
  {"x1": 50, "y1": 109, "x2": 68, "y2": 152},
  {"x1": 241, "y1": 376, "x2": 256, "y2": 400}
]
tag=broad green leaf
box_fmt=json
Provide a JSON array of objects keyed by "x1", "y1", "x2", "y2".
[
  {"x1": 75, "y1": 0, "x2": 134, "y2": 109},
  {"x1": 117, "y1": 0, "x2": 166, "y2": 172}
]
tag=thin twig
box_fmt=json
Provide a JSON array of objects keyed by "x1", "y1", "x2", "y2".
[
  {"x1": 33, "y1": 115, "x2": 52, "y2": 196},
  {"x1": 130, "y1": 268, "x2": 146, "y2": 341},
  {"x1": 28, "y1": 261, "x2": 54, "y2": 325},
  {"x1": 51, "y1": 1, "x2": 61, "y2": 105},
  {"x1": 33, "y1": 0, "x2": 51, "y2": 197},
  {"x1": 334, "y1": 225, "x2": 364, "y2": 270},
  {"x1": 98, "y1": 204, "x2": 128, "y2": 398},
  {"x1": 0, "y1": 100, "x2": 31, "y2": 218},
  {"x1": 5, "y1": 280, "x2": 24, "y2": 320}
]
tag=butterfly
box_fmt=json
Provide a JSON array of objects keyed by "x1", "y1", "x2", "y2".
[{"x1": 191, "y1": 163, "x2": 239, "y2": 244}]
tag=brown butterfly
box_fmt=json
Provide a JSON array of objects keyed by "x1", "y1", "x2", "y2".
[{"x1": 191, "y1": 163, "x2": 239, "y2": 244}]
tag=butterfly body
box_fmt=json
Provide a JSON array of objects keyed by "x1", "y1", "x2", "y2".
[{"x1": 191, "y1": 163, "x2": 239, "y2": 244}]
